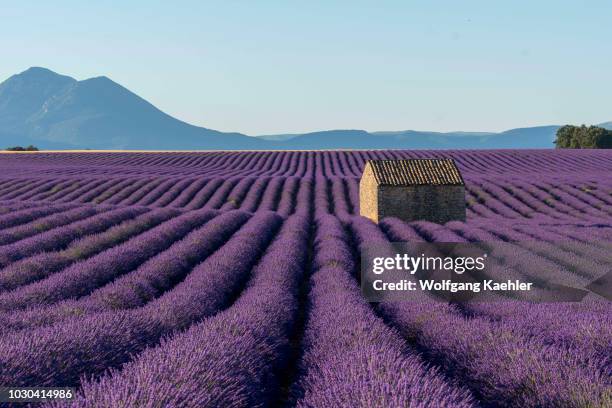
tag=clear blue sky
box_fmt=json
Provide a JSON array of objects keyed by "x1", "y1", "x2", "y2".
[{"x1": 2, "y1": 1, "x2": 610, "y2": 135}]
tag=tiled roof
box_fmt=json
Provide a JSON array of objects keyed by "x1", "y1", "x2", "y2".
[{"x1": 367, "y1": 159, "x2": 464, "y2": 186}]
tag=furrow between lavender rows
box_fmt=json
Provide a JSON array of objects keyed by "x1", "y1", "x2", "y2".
[
  {"x1": 0, "y1": 210, "x2": 252, "y2": 334},
  {"x1": 0, "y1": 206, "x2": 103, "y2": 246},
  {"x1": 291, "y1": 215, "x2": 476, "y2": 408},
  {"x1": 0, "y1": 207, "x2": 164, "y2": 289},
  {"x1": 349, "y1": 217, "x2": 610, "y2": 407},
  {"x1": 0, "y1": 212, "x2": 283, "y2": 389},
  {"x1": 0, "y1": 208, "x2": 211, "y2": 311},
  {"x1": 52, "y1": 214, "x2": 310, "y2": 407}
]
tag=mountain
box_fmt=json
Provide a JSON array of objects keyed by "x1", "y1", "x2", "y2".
[
  {"x1": 0, "y1": 67, "x2": 605, "y2": 150},
  {"x1": 0, "y1": 67, "x2": 266, "y2": 150},
  {"x1": 599, "y1": 122, "x2": 612, "y2": 130},
  {"x1": 261, "y1": 126, "x2": 560, "y2": 150}
]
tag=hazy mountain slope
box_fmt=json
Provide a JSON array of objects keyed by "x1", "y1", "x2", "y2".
[
  {"x1": 255, "y1": 134, "x2": 298, "y2": 141},
  {"x1": 0, "y1": 131, "x2": 75, "y2": 149},
  {"x1": 0, "y1": 67, "x2": 75, "y2": 134},
  {"x1": 599, "y1": 122, "x2": 612, "y2": 130},
  {"x1": 0, "y1": 68, "x2": 267, "y2": 150},
  {"x1": 268, "y1": 126, "x2": 560, "y2": 149},
  {"x1": 495, "y1": 126, "x2": 560, "y2": 148}
]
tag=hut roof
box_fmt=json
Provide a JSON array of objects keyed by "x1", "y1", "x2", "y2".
[{"x1": 366, "y1": 159, "x2": 464, "y2": 186}]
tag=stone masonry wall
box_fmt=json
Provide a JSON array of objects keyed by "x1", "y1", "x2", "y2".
[
  {"x1": 378, "y1": 185, "x2": 465, "y2": 224},
  {"x1": 359, "y1": 166, "x2": 379, "y2": 223}
]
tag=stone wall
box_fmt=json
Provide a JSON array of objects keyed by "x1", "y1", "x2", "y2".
[
  {"x1": 359, "y1": 165, "x2": 379, "y2": 222},
  {"x1": 378, "y1": 185, "x2": 465, "y2": 224}
]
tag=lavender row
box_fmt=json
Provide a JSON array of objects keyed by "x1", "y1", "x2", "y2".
[
  {"x1": 2, "y1": 150, "x2": 610, "y2": 179},
  {"x1": 292, "y1": 215, "x2": 475, "y2": 407},
  {"x1": 0, "y1": 207, "x2": 158, "y2": 290},
  {"x1": 0, "y1": 204, "x2": 76, "y2": 230},
  {"x1": 0, "y1": 210, "x2": 251, "y2": 333},
  {"x1": 0, "y1": 185, "x2": 603, "y2": 228},
  {"x1": 0, "y1": 199, "x2": 48, "y2": 213},
  {"x1": 57, "y1": 214, "x2": 309, "y2": 407},
  {"x1": 0, "y1": 205, "x2": 101, "y2": 246},
  {"x1": 1, "y1": 175, "x2": 608, "y2": 225},
  {"x1": 386, "y1": 215, "x2": 611, "y2": 367},
  {"x1": 0, "y1": 208, "x2": 208, "y2": 311},
  {"x1": 447, "y1": 221, "x2": 607, "y2": 287},
  {"x1": 465, "y1": 301, "x2": 612, "y2": 373},
  {"x1": 383, "y1": 216, "x2": 607, "y2": 291},
  {"x1": 0, "y1": 212, "x2": 282, "y2": 388},
  {"x1": 350, "y1": 217, "x2": 611, "y2": 407}
]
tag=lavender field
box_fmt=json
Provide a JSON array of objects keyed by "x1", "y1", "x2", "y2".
[{"x1": 0, "y1": 150, "x2": 610, "y2": 407}]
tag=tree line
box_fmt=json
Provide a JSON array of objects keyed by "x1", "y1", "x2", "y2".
[
  {"x1": 555, "y1": 125, "x2": 612, "y2": 149},
  {"x1": 5, "y1": 145, "x2": 39, "y2": 151}
]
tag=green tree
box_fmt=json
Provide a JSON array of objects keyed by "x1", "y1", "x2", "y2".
[
  {"x1": 591, "y1": 127, "x2": 612, "y2": 148},
  {"x1": 555, "y1": 125, "x2": 611, "y2": 149},
  {"x1": 554, "y1": 125, "x2": 575, "y2": 148}
]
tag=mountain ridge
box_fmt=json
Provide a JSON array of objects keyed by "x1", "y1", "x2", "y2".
[
  {"x1": 0, "y1": 67, "x2": 608, "y2": 150},
  {"x1": 598, "y1": 121, "x2": 612, "y2": 130},
  {"x1": 0, "y1": 67, "x2": 264, "y2": 150}
]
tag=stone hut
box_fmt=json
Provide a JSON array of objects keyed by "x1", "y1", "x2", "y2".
[{"x1": 359, "y1": 159, "x2": 466, "y2": 224}]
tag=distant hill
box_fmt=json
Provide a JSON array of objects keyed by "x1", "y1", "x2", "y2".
[
  {"x1": 264, "y1": 126, "x2": 561, "y2": 149},
  {"x1": 599, "y1": 122, "x2": 612, "y2": 130},
  {"x1": 0, "y1": 67, "x2": 606, "y2": 150}
]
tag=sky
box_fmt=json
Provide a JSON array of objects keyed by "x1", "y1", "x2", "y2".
[{"x1": 1, "y1": 1, "x2": 611, "y2": 135}]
